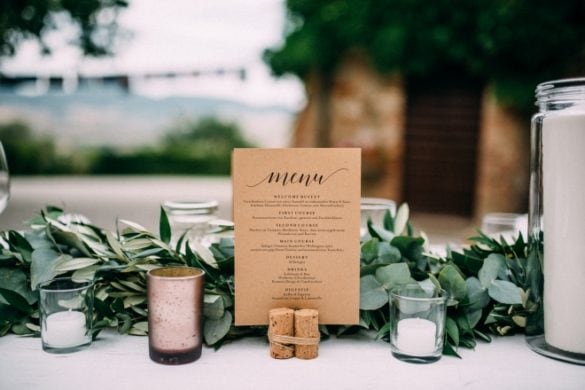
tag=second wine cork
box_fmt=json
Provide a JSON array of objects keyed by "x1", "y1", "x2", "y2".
[{"x1": 294, "y1": 309, "x2": 319, "y2": 359}]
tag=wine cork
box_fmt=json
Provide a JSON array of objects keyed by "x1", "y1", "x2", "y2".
[
  {"x1": 294, "y1": 309, "x2": 319, "y2": 359},
  {"x1": 268, "y1": 308, "x2": 295, "y2": 359}
]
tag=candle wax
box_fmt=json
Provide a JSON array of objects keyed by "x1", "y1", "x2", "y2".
[
  {"x1": 43, "y1": 310, "x2": 87, "y2": 348},
  {"x1": 396, "y1": 318, "x2": 437, "y2": 356},
  {"x1": 543, "y1": 109, "x2": 585, "y2": 354}
]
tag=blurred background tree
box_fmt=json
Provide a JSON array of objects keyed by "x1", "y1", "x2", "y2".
[
  {"x1": 265, "y1": 0, "x2": 585, "y2": 139},
  {"x1": 0, "y1": 0, "x2": 128, "y2": 57},
  {"x1": 0, "y1": 121, "x2": 74, "y2": 174},
  {"x1": 265, "y1": 0, "x2": 585, "y2": 216}
]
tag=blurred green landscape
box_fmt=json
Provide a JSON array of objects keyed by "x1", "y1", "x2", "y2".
[{"x1": 0, "y1": 117, "x2": 253, "y2": 175}]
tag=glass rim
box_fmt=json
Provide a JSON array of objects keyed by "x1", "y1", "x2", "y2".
[
  {"x1": 390, "y1": 284, "x2": 447, "y2": 303},
  {"x1": 38, "y1": 277, "x2": 94, "y2": 292},
  {"x1": 535, "y1": 78, "x2": 585, "y2": 104},
  {"x1": 162, "y1": 200, "x2": 219, "y2": 211},
  {"x1": 147, "y1": 266, "x2": 205, "y2": 280}
]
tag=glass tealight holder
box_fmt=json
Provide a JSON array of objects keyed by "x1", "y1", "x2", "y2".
[
  {"x1": 39, "y1": 277, "x2": 94, "y2": 354},
  {"x1": 162, "y1": 200, "x2": 218, "y2": 247},
  {"x1": 389, "y1": 284, "x2": 447, "y2": 364},
  {"x1": 360, "y1": 197, "x2": 396, "y2": 237},
  {"x1": 147, "y1": 267, "x2": 205, "y2": 365}
]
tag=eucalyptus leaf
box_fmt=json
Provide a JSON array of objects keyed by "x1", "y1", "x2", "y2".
[
  {"x1": 374, "y1": 263, "x2": 414, "y2": 290},
  {"x1": 55, "y1": 257, "x2": 101, "y2": 272},
  {"x1": 377, "y1": 242, "x2": 401, "y2": 263},
  {"x1": 132, "y1": 321, "x2": 149, "y2": 333},
  {"x1": 191, "y1": 242, "x2": 218, "y2": 269},
  {"x1": 30, "y1": 248, "x2": 70, "y2": 290},
  {"x1": 72, "y1": 265, "x2": 99, "y2": 282},
  {"x1": 123, "y1": 296, "x2": 146, "y2": 308},
  {"x1": 445, "y1": 317, "x2": 459, "y2": 346},
  {"x1": 7, "y1": 232, "x2": 33, "y2": 263},
  {"x1": 368, "y1": 224, "x2": 394, "y2": 242},
  {"x1": 478, "y1": 254, "x2": 506, "y2": 289},
  {"x1": 0, "y1": 288, "x2": 32, "y2": 314},
  {"x1": 119, "y1": 219, "x2": 149, "y2": 233},
  {"x1": 393, "y1": 203, "x2": 409, "y2": 236},
  {"x1": 106, "y1": 231, "x2": 125, "y2": 260},
  {"x1": 203, "y1": 311, "x2": 233, "y2": 346},
  {"x1": 465, "y1": 277, "x2": 490, "y2": 311},
  {"x1": 159, "y1": 207, "x2": 171, "y2": 244},
  {"x1": 359, "y1": 275, "x2": 388, "y2": 310},
  {"x1": 466, "y1": 309, "x2": 483, "y2": 328},
  {"x1": 488, "y1": 280, "x2": 522, "y2": 305},
  {"x1": 51, "y1": 230, "x2": 91, "y2": 257},
  {"x1": 438, "y1": 265, "x2": 467, "y2": 301},
  {"x1": 122, "y1": 239, "x2": 153, "y2": 251},
  {"x1": 204, "y1": 294, "x2": 225, "y2": 320},
  {"x1": 0, "y1": 267, "x2": 37, "y2": 305},
  {"x1": 360, "y1": 239, "x2": 379, "y2": 263}
]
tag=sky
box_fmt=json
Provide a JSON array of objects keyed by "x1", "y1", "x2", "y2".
[{"x1": 0, "y1": 0, "x2": 305, "y2": 109}]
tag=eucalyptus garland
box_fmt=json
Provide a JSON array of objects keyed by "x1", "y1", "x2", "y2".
[{"x1": 0, "y1": 205, "x2": 532, "y2": 356}]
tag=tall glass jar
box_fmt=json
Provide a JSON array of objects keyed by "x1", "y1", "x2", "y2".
[{"x1": 527, "y1": 78, "x2": 585, "y2": 364}]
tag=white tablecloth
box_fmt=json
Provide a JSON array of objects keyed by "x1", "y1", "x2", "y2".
[{"x1": 1, "y1": 331, "x2": 583, "y2": 390}]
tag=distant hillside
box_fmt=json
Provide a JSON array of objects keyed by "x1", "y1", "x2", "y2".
[{"x1": 0, "y1": 87, "x2": 294, "y2": 149}]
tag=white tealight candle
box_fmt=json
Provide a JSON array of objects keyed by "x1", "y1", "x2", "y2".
[
  {"x1": 396, "y1": 318, "x2": 437, "y2": 356},
  {"x1": 43, "y1": 310, "x2": 88, "y2": 348}
]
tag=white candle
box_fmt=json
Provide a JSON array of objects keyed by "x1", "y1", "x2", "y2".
[
  {"x1": 543, "y1": 108, "x2": 585, "y2": 354},
  {"x1": 396, "y1": 318, "x2": 437, "y2": 356},
  {"x1": 43, "y1": 310, "x2": 88, "y2": 348}
]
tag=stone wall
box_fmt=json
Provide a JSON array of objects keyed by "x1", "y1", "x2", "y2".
[
  {"x1": 293, "y1": 54, "x2": 529, "y2": 217},
  {"x1": 294, "y1": 53, "x2": 407, "y2": 201},
  {"x1": 475, "y1": 89, "x2": 530, "y2": 218}
]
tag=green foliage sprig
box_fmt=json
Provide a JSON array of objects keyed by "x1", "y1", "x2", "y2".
[
  {"x1": 356, "y1": 206, "x2": 533, "y2": 356},
  {"x1": 0, "y1": 205, "x2": 533, "y2": 356}
]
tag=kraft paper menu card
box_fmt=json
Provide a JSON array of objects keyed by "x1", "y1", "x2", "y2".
[{"x1": 233, "y1": 148, "x2": 361, "y2": 325}]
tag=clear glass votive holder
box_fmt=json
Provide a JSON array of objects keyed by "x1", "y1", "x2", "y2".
[
  {"x1": 360, "y1": 197, "x2": 396, "y2": 236},
  {"x1": 162, "y1": 200, "x2": 218, "y2": 247},
  {"x1": 39, "y1": 277, "x2": 94, "y2": 354},
  {"x1": 147, "y1": 267, "x2": 205, "y2": 365},
  {"x1": 480, "y1": 212, "x2": 524, "y2": 239},
  {"x1": 389, "y1": 284, "x2": 447, "y2": 363}
]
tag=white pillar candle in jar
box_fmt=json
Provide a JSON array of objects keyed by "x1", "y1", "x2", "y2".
[{"x1": 543, "y1": 106, "x2": 585, "y2": 354}]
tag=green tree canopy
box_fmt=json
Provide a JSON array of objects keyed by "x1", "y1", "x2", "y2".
[
  {"x1": 265, "y1": 0, "x2": 585, "y2": 109},
  {"x1": 0, "y1": 0, "x2": 128, "y2": 57}
]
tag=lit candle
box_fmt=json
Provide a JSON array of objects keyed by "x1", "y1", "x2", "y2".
[
  {"x1": 396, "y1": 318, "x2": 437, "y2": 356},
  {"x1": 43, "y1": 310, "x2": 87, "y2": 348}
]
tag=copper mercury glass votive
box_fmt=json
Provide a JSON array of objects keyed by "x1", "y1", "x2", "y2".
[{"x1": 147, "y1": 267, "x2": 205, "y2": 364}]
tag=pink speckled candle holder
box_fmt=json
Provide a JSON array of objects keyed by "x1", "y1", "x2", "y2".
[{"x1": 147, "y1": 267, "x2": 205, "y2": 364}]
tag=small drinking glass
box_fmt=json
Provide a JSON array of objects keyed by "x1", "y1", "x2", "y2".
[
  {"x1": 389, "y1": 284, "x2": 447, "y2": 363},
  {"x1": 162, "y1": 200, "x2": 218, "y2": 247},
  {"x1": 360, "y1": 197, "x2": 396, "y2": 236},
  {"x1": 147, "y1": 267, "x2": 205, "y2": 365},
  {"x1": 39, "y1": 278, "x2": 94, "y2": 353},
  {"x1": 481, "y1": 212, "x2": 526, "y2": 239},
  {"x1": 0, "y1": 142, "x2": 10, "y2": 214}
]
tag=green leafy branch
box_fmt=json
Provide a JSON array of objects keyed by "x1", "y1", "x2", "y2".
[
  {"x1": 0, "y1": 205, "x2": 534, "y2": 356},
  {"x1": 356, "y1": 206, "x2": 533, "y2": 356}
]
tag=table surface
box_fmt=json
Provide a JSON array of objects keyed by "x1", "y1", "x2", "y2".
[{"x1": 1, "y1": 331, "x2": 583, "y2": 390}]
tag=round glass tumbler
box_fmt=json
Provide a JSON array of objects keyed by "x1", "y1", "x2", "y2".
[
  {"x1": 389, "y1": 284, "x2": 447, "y2": 363},
  {"x1": 147, "y1": 267, "x2": 205, "y2": 365},
  {"x1": 39, "y1": 278, "x2": 94, "y2": 353}
]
